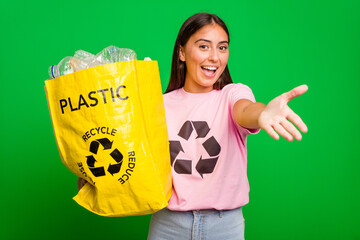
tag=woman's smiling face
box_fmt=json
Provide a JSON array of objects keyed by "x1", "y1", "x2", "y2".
[{"x1": 180, "y1": 24, "x2": 229, "y2": 93}]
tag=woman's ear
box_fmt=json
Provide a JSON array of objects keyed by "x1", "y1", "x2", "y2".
[{"x1": 179, "y1": 46, "x2": 185, "y2": 62}]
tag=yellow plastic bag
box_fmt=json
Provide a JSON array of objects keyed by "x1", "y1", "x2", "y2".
[{"x1": 45, "y1": 60, "x2": 172, "y2": 217}]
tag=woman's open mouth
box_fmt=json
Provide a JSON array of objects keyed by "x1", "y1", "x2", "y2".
[{"x1": 201, "y1": 66, "x2": 218, "y2": 77}]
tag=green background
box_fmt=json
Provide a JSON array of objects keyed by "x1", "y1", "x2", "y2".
[{"x1": 1, "y1": 0, "x2": 359, "y2": 239}]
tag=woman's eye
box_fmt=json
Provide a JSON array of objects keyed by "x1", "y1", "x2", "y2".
[
  {"x1": 199, "y1": 45, "x2": 209, "y2": 49},
  {"x1": 219, "y1": 46, "x2": 228, "y2": 51}
]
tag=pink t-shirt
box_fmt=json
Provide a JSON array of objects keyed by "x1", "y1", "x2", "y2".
[{"x1": 163, "y1": 83, "x2": 260, "y2": 211}]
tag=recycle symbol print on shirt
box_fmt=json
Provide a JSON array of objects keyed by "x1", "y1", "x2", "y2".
[
  {"x1": 86, "y1": 138, "x2": 124, "y2": 177},
  {"x1": 169, "y1": 120, "x2": 221, "y2": 178}
]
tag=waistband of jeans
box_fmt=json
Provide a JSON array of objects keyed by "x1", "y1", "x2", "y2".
[
  {"x1": 192, "y1": 209, "x2": 227, "y2": 218},
  {"x1": 192, "y1": 209, "x2": 219, "y2": 213}
]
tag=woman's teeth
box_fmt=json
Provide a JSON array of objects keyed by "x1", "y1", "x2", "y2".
[
  {"x1": 202, "y1": 66, "x2": 217, "y2": 71},
  {"x1": 201, "y1": 66, "x2": 217, "y2": 76}
]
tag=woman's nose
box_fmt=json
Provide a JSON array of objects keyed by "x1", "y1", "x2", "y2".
[{"x1": 208, "y1": 48, "x2": 219, "y2": 62}]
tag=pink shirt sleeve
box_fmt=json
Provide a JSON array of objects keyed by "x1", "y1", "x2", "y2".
[{"x1": 225, "y1": 84, "x2": 260, "y2": 135}]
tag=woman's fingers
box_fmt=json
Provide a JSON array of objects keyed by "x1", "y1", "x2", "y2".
[
  {"x1": 262, "y1": 124, "x2": 280, "y2": 140},
  {"x1": 273, "y1": 123, "x2": 294, "y2": 141},
  {"x1": 280, "y1": 119, "x2": 302, "y2": 141},
  {"x1": 260, "y1": 87, "x2": 308, "y2": 141},
  {"x1": 263, "y1": 123, "x2": 296, "y2": 141},
  {"x1": 287, "y1": 109, "x2": 308, "y2": 133},
  {"x1": 263, "y1": 120, "x2": 305, "y2": 141},
  {"x1": 282, "y1": 85, "x2": 308, "y2": 103}
]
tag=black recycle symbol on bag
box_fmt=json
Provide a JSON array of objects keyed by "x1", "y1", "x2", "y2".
[
  {"x1": 86, "y1": 138, "x2": 123, "y2": 177},
  {"x1": 169, "y1": 121, "x2": 221, "y2": 178}
]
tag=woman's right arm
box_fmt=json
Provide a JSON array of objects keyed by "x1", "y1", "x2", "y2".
[{"x1": 233, "y1": 85, "x2": 308, "y2": 141}]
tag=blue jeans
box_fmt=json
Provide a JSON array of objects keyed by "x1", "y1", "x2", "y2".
[{"x1": 147, "y1": 207, "x2": 245, "y2": 240}]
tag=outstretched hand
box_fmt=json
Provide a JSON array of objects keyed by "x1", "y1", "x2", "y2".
[{"x1": 258, "y1": 85, "x2": 308, "y2": 141}]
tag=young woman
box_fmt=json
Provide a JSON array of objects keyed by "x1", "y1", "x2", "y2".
[{"x1": 147, "y1": 13, "x2": 308, "y2": 240}]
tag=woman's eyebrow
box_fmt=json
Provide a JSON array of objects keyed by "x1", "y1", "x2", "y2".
[
  {"x1": 195, "y1": 39, "x2": 211, "y2": 43},
  {"x1": 194, "y1": 39, "x2": 229, "y2": 44}
]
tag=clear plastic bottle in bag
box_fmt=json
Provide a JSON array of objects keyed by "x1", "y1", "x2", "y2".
[
  {"x1": 70, "y1": 50, "x2": 100, "y2": 72},
  {"x1": 48, "y1": 56, "x2": 74, "y2": 79},
  {"x1": 48, "y1": 46, "x2": 137, "y2": 79},
  {"x1": 95, "y1": 46, "x2": 137, "y2": 64}
]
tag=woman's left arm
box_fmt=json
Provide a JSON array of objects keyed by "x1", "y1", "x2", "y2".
[{"x1": 233, "y1": 85, "x2": 308, "y2": 141}]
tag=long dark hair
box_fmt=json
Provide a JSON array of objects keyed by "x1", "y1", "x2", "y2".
[{"x1": 165, "y1": 13, "x2": 233, "y2": 93}]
